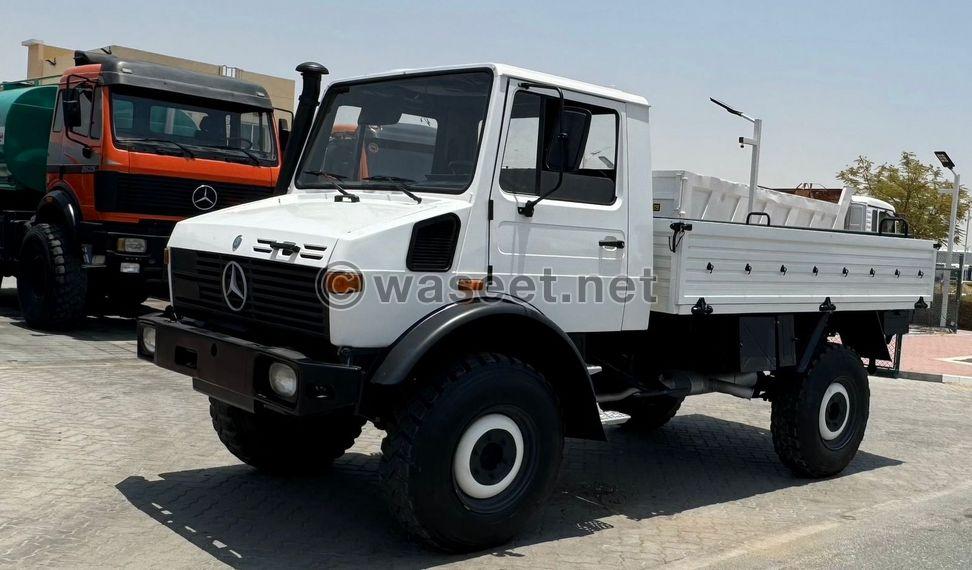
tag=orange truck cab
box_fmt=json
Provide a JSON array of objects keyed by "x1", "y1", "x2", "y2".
[{"x1": 0, "y1": 50, "x2": 283, "y2": 328}]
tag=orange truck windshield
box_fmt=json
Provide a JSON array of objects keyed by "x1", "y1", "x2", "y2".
[{"x1": 111, "y1": 88, "x2": 277, "y2": 165}]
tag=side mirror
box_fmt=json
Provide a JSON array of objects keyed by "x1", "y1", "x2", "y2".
[
  {"x1": 62, "y1": 88, "x2": 83, "y2": 129},
  {"x1": 278, "y1": 117, "x2": 291, "y2": 153},
  {"x1": 544, "y1": 106, "x2": 592, "y2": 172}
]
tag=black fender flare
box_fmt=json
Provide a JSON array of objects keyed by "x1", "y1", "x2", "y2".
[
  {"x1": 34, "y1": 187, "x2": 82, "y2": 241},
  {"x1": 370, "y1": 298, "x2": 605, "y2": 440}
]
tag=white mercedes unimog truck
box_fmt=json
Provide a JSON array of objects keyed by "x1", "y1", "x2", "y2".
[{"x1": 138, "y1": 62, "x2": 936, "y2": 551}]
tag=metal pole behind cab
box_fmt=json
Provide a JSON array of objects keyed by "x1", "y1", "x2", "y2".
[
  {"x1": 746, "y1": 118, "x2": 762, "y2": 213},
  {"x1": 941, "y1": 171, "x2": 960, "y2": 327}
]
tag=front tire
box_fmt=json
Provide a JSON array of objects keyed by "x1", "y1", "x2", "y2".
[
  {"x1": 209, "y1": 399, "x2": 365, "y2": 474},
  {"x1": 771, "y1": 344, "x2": 870, "y2": 478},
  {"x1": 16, "y1": 223, "x2": 87, "y2": 329},
  {"x1": 380, "y1": 353, "x2": 563, "y2": 552}
]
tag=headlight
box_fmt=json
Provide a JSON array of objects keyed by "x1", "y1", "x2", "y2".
[
  {"x1": 117, "y1": 237, "x2": 148, "y2": 253},
  {"x1": 141, "y1": 326, "x2": 157, "y2": 355},
  {"x1": 268, "y1": 362, "x2": 298, "y2": 399}
]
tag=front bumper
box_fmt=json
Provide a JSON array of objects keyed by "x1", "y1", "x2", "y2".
[
  {"x1": 81, "y1": 222, "x2": 173, "y2": 283},
  {"x1": 103, "y1": 231, "x2": 169, "y2": 281},
  {"x1": 137, "y1": 313, "x2": 363, "y2": 416}
]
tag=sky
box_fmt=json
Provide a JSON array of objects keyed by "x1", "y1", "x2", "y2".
[{"x1": 1, "y1": 0, "x2": 970, "y2": 188}]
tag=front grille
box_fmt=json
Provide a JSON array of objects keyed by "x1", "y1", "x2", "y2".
[
  {"x1": 170, "y1": 248, "x2": 327, "y2": 337},
  {"x1": 96, "y1": 172, "x2": 274, "y2": 218}
]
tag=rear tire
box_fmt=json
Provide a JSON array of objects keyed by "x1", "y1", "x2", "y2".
[
  {"x1": 379, "y1": 353, "x2": 563, "y2": 552},
  {"x1": 771, "y1": 344, "x2": 870, "y2": 478},
  {"x1": 209, "y1": 399, "x2": 365, "y2": 474},
  {"x1": 602, "y1": 394, "x2": 684, "y2": 431},
  {"x1": 16, "y1": 223, "x2": 86, "y2": 329}
]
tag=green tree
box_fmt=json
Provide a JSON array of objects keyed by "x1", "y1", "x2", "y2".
[{"x1": 837, "y1": 152, "x2": 968, "y2": 243}]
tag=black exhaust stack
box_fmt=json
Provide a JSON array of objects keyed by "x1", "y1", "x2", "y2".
[{"x1": 275, "y1": 61, "x2": 328, "y2": 194}]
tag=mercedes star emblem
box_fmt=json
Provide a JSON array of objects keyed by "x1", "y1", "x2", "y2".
[
  {"x1": 221, "y1": 261, "x2": 248, "y2": 311},
  {"x1": 192, "y1": 185, "x2": 218, "y2": 211}
]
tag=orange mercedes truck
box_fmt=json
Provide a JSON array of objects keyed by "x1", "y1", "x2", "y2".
[{"x1": 0, "y1": 51, "x2": 283, "y2": 328}]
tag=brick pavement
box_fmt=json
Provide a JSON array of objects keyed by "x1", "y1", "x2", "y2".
[
  {"x1": 0, "y1": 285, "x2": 970, "y2": 567},
  {"x1": 899, "y1": 329, "x2": 972, "y2": 379}
]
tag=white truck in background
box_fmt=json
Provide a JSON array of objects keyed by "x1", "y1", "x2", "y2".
[
  {"x1": 844, "y1": 195, "x2": 899, "y2": 233},
  {"x1": 654, "y1": 170, "x2": 902, "y2": 235},
  {"x1": 652, "y1": 170, "x2": 852, "y2": 229},
  {"x1": 137, "y1": 63, "x2": 935, "y2": 551}
]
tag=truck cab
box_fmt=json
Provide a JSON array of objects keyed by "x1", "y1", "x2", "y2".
[
  {"x1": 844, "y1": 195, "x2": 899, "y2": 234},
  {"x1": 138, "y1": 63, "x2": 935, "y2": 552},
  {"x1": 0, "y1": 51, "x2": 281, "y2": 327}
]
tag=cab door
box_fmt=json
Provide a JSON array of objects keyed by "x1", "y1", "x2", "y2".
[
  {"x1": 48, "y1": 82, "x2": 103, "y2": 216},
  {"x1": 487, "y1": 81, "x2": 629, "y2": 332}
]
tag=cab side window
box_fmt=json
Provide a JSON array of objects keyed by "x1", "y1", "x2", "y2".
[
  {"x1": 844, "y1": 203, "x2": 865, "y2": 232},
  {"x1": 499, "y1": 90, "x2": 618, "y2": 205},
  {"x1": 69, "y1": 87, "x2": 101, "y2": 140}
]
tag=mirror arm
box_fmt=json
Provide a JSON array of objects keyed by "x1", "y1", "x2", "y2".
[
  {"x1": 518, "y1": 133, "x2": 567, "y2": 217},
  {"x1": 517, "y1": 82, "x2": 567, "y2": 217},
  {"x1": 63, "y1": 128, "x2": 92, "y2": 156}
]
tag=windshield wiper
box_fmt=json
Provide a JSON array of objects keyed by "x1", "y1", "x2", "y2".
[
  {"x1": 302, "y1": 170, "x2": 360, "y2": 202},
  {"x1": 362, "y1": 175, "x2": 423, "y2": 204},
  {"x1": 198, "y1": 144, "x2": 262, "y2": 166},
  {"x1": 121, "y1": 137, "x2": 195, "y2": 158}
]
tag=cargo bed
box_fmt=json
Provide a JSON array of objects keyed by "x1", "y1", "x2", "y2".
[{"x1": 651, "y1": 218, "x2": 936, "y2": 315}]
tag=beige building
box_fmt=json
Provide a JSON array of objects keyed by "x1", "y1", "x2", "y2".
[{"x1": 20, "y1": 39, "x2": 295, "y2": 118}]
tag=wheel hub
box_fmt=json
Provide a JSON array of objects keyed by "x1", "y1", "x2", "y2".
[
  {"x1": 453, "y1": 413, "x2": 524, "y2": 499},
  {"x1": 819, "y1": 382, "x2": 851, "y2": 442},
  {"x1": 470, "y1": 428, "x2": 517, "y2": 485}
]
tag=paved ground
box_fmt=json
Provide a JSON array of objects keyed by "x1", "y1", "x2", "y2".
[
  {"x1": 1, "y1": 284, "x2": 970, "y2": 568},
  {"x1": 899, "y1": 329, "x2": 972, "y2": 380}
]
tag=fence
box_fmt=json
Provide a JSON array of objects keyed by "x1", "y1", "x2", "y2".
[
  {"x1": 868, "y1": 333, "x2": 903, "y2": 378},
  {"x1": 910, "y1": 251, "x2": 964, "y2": 330},
  {"x1": 831, "y1": 333, "x2": 904, "y2": 377}
]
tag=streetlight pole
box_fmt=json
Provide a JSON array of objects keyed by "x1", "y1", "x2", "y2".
[
  {"x1": 744, "y1": 118, "x2": 762, "y2": 213},
  {"x1": 935, "y1": 151, "x2": 959, "y2": 328},
  {"x1": 711, "y1": 98, "x2": 762, "y2": 214},
  {"x1": 943, "y1": 171, "x2": 961, "y2": 327}
]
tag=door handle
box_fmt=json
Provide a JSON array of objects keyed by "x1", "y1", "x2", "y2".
[{"x1": 598, "y1": 239, "x2": 625, "y2": 249}]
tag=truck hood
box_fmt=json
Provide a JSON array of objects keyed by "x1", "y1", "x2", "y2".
[{"x1": 167, "y1": 191, "x2": 467, "y2": 264}]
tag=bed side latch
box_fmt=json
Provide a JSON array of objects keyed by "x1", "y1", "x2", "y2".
[{"x1": 669, "y1": 221, "x2": 693, "y2": 253}]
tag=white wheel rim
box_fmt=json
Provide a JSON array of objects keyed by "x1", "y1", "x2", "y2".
[
  {"x1": 453, "y1": 413, "x2": 524, "y2": 500},
  {"x1": 819, "y1": 382, "x2": 850, "y2": 441}
]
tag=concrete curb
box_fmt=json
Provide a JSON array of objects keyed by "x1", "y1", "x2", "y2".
[
  {"x1": 896, "y1": 370, "x2": 972, "y2": 384},
  {"x1": 896, "y1": 371, "x2": 944, "y2": 383},
  {"x1": 943, "y1": 374, "x2": 972, "y2": 385}
]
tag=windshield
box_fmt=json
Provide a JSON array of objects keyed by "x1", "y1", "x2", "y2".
[
  {"x1": 110, "y1": 88, "x2": 277, "y2": 165},
  {"x1": 296, "y1": 70, "x2": 493, "y2": 193}
]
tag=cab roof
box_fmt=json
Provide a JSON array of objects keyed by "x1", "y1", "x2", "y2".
[
  {"x1": 851, "y1": 195, "x2": 895, "y2": 211},
  {"x1": 334, "y1": 63, "x2": 649, "y2": 107},
  {"x1": 69, "y1": 51, "x2": 273, "y2": 110}
]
